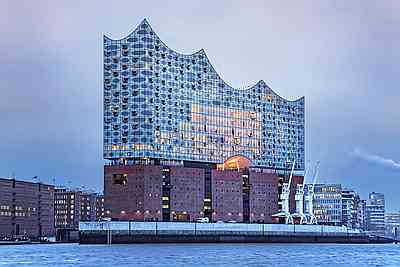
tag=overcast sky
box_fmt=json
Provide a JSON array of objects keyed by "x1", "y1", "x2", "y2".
[{"x1": 1, "y1": 0, "x2": 399, "y2": 210}]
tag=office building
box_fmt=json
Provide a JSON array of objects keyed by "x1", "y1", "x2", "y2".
[
  {"x1": 0, "y1": 178, "x2": 54, "y2": 240},
  {"x1": 313, "y1": 184, "x2": 342, "y2": 226},
  {"x1": 103, "y1": 19, "x2": 305, "y2": 222}
]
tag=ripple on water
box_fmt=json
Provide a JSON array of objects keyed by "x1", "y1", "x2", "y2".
[{"x1": 0, "y1": 243, "x2": 399, "y2": 267}]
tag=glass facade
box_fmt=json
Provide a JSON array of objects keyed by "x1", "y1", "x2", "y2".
[
  {"x1": 312, "y1": 184, "x2": 342, "y2": 226},
  {"x1": 103, "y1": 19, "x2": 305, "y2": 170}
]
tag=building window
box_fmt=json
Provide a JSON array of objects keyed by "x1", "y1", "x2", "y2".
[{"x1": 113, "y1": 174, "x2": 128, "y2": 185}]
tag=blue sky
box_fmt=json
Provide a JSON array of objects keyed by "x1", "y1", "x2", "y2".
[{"x1": 1, "y1": 0, "x2": 399, "y2": 210}]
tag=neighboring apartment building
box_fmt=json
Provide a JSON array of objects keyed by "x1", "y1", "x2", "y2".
[
  {"x1": 80, "y1": 192, "x2": 97, "y2": 221},
  {"x1": 366, "y1": 192, "x2": 385, "y2": 236},
  {"x1": 357, "y1": 199, "x2": 367, "y2": 231},
  {"x1": 341, "y1": 188, "x2": 361, "y2": 229},
  {"x1": 95, "y1": 194, "x2": 105, "y2": 220},
  {"x1": 313, "y1": 184, "x2": 342, "y2": 226},
  {"x1": 54, "y1": 188, "x2": 98, "y2": 229},
  {"x1": 103, "y1": 19, "x2": 305, "y2": 223},
  {"x1": 385, "y1": 212, "x2": 400, "y2": 239},
  {"x1": 0, "y1": 178, "x2": 55, "y2": 240}
]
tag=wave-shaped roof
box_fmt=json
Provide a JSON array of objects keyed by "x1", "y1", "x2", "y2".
[{"x1": 104, "y1": 18, "x2": 304, "y2": 103}]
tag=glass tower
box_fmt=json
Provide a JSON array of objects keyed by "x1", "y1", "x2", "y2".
[{"x1": 103, "y1": 19, "x2": 305, "y2": 170}]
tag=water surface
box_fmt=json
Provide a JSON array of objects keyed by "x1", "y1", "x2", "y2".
[{"x1": 0, "y1": 243, "x2": 399, "y2": 266}]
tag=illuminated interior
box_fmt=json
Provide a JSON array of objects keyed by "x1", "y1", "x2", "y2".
[{"x1": 217, "y1": 155, "x2": 252, "y2": 170}]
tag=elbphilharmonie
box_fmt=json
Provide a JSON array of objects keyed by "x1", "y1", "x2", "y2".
[{"x1": 103, "y1": 19, "x2": 305, "y2": 223}]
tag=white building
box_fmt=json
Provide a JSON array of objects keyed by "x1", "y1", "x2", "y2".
[
  {"x1": 366, "y1": 192, "x2": 385, "y2": 236},
  {"x1": 385, "y1": 212, "x2": 400, "y2": 239}
]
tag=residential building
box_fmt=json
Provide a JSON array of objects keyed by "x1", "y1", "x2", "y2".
[
  {"x1": 54, "y1": 188, "x2": 80, "y2": 229},
  {"x1": 54, "y1": 188, "x2": 98, "y2": 229},
  {"x1": 385, "y1": 212, "x2": 400, "y2": 239},
  {"x1": 103, "y1": 19, "x2": 305, "y2": 222},
  {"x1": 80, "y1": 192, "x2": 96, "y2": 221},
  {"x1": 357, "y1": 199, "x2": 367, "y2": 231},
  {"x1": 95, "y1": 194, "x2": 105, "y2": 220},
  {"x1": 366, "y1": 192, "x2": 385, "y2": 236},
  {"x1": 341, "y1": 188, "x2": 360, "y2": 229},
  {"x1": 0, "y1": 177, "x2": 54, "y2": 240},
  {"x1": 313, "y1": 184, "x2": 342, "y2": 226}
]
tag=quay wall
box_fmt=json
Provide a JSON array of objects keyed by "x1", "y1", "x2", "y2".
[{"x1": 78, "y1": 222, "x2": 385, "y2": 244}]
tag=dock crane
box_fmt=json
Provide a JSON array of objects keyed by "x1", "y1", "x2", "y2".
[
  {"x1": 291, "y1": 163, "x2": 310, "y2": 224},
  {"x1": 303, "y1": 161, "x2": 320, "y2": 224},
  {"x1": 272, "y1": 160, "x2": 296, "y2": 224}
]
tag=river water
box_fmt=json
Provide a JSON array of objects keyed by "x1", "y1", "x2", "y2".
[{"x1": 0, "y1": 243, "x2": 399, "y2": 266}]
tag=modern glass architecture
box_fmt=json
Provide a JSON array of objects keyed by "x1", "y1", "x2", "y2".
[
  {"x1": 312, "y1": 184, "x2": 342, "y2": 226},
  {"x1": 103, "y1": 19, "x2": 305, "y2": 171}
]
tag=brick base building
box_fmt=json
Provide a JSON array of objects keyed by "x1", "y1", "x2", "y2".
[{"x1": 104, "y1": 163, "x2": 301, "y2": 223}]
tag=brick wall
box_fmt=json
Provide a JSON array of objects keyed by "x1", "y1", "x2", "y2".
[
  {"x1": 249, "y1": 170, "x2": 278, "y2": 223},
  {"x1": 170, "y1": 167, "x2": 205, "y2": 221},
  {"x1": 104, "y1": 165, "x2": 162, "y2": 221},
  {"x1": 211, "y1": 170, "x2": 243, "y2": 222}
]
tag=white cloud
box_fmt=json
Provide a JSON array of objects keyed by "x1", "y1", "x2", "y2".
[{"x1": 352, "y1": 148, "x2": 400, "y2": 170}]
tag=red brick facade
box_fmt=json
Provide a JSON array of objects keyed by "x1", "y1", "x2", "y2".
[
  {"x1": 104, "y1": 165, "x2": 162, "y2": 221},
  {"x1": 249, "y1": 170, "x2": 279, "y2": 223},
  {"x1": 211, "y1": 169, "x2": 243, "y2": 222},
  {"x1": 104, "y1": 165, "x2": 285, "y2": 223},
  {"x1": 170, "y1": 167, "x2": 205, "y2": 221}
]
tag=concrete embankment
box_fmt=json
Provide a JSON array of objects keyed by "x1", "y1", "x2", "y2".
[{"x1": 79, "y1": 222, "x2": 393, "y2": 244}]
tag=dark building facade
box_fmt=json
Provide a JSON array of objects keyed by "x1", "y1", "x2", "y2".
[
  {"x1": 54, "y1": 188, "x2": 98, "y2": 229},
  {"x1": 95, "y1": 194, "x2": 105, "y2": 220},
  {"x1": 0, "y1": 178, "x2": 55, "y2": 240},
  {"x1": 103, "y1": 19, "x2": 305, "y2": 223},
  {"x1": 80, "y1": 192, "x2": 97, "y2": 222},
  {"x1": 54, "y1": 188, "x2": 100, "y2": 242}
]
